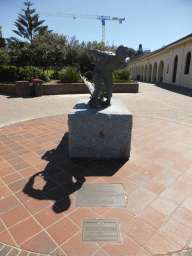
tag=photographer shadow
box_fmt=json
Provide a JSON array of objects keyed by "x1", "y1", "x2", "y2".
[{"x1": 22, "y1": 132, "x2": 127, "y2": 214}]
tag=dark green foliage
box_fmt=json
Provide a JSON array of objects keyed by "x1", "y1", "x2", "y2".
[
  {"x1": 60, "y1": 66, "x2": 83, "y2": 83},
  {"x1": 20, "y1": 66, "x2": 49, "y2": 81},
  {"x1": 0, "y1": 38, "x2": 6, "y2": 48},
  {"x1": 0, "y1": 47, "x2": 10, "y2": 65},
  {"x1": 113, "y1": 69, "x2": 131, "y2": 82},
  {"x1": 0, "y1": 65, "x2": 49, "y2": 82},
  {"x1": 49, "y1": 70, "x2": 61, "y2": 80},
  {"x1": 7, "y1": 32, "x2": 68, "y2": 69},
  {"x1": 83, "y1": 70, "x2": 93, "y2": 81},
  {"x1": 78, "y1": 51, "x2": 95, "y2": 74},
  {"x1": 0, "y1": 65, "x2": 21, "y2": 82}
]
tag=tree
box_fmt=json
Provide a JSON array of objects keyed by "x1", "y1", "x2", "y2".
[
  {"x1": 21, "y1": 31, "x2": 68, "y2": 69},
  {"x1": 33, "y1": 32, "x2": 68, "y2": 70},
  {"x1": 6, "y1": 0, "x2": 52, "y2": 44},
  {"x1": 7, "y1": 31, "x2": 68, "y2": 68},
  {"x1": 0, "y1": 47, "x2": 10, "y2": 65},
  {"x1": 0, "y1": 38, "x2": 6, "y2": 48},
  {"x1": 7, "y1": 41, "x2": 26, "y2": 66}
]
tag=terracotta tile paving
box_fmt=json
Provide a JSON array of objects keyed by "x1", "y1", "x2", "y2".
[
  {"x1": 0, "y1": 195, "x2": 21, "y2": 214},
  {"x1": 0, "y1": 179, "x2": 4, "y2": 188},
  {"x1": 0, "y1": 186, "x2": 13, "y2": 199},
  {"x1": 0, "y1": 219, "x2": 6, "y2": 233},
  {"x1": 20, "y1": 231, "x2": 58, "y2": 254},
  {"x1": 1, "y1": 172, "x2": 23, "y2": 185},
  {"x1": 122, "y1": 217, "x2": 156, "y2": 246},
  {"x1": 33, "y1": 205, "x2": 66, "y2": 228},
  {"x1": 159, "y1": 218, "x2": 192, "y2": 247},
  {"x1": 61, "y1": 232, "x2": 100, "y2": 256},
  {"x1": 101, "y1": 207, "x2": 134, "y2": 228},
  {"x1": 136, "y1": 206, "x2": 168, "y2": 230},
  {"x1": 0, "y1": 230, "x2": 17, "y2": 247},
  {"x1": 172, "y1": 206, "x2": 192, "y2": 230},
  {"x1": 68, "y1": 208, "x2": 100, "y2": 228},
  {"x1": 145, "y1": 232, "x2": 183, "y2": 255},
  {"x1": 23, "y1": 196, "x2": 53, "y2": 214},
  {"x1": 0, "y1": 115, "x2": 192, "y2": 256},
  {"x1": 8, "y1": 217, "x2": 43, "y2": 245},
  {"x1": 102, "y1": 232, "x2": 141, "y2": 256},
  {"x1": 46, "y1": 217, "x2": 80, "y2": 245},
  {"x1": 144, "y1": 180, "x2": 167, "y2": 194}
]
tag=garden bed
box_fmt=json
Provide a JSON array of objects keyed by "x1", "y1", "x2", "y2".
[
  {"x1": 42, "y1": 80, "x2": 139, "y2": 95},
  {"x1": 0, "y1": 80, "x2": 139, "y2": 96}
]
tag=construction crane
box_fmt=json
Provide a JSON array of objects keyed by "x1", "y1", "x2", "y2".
[{"x1": 37, "y1": 13, "x2": 125, "y2": 44}]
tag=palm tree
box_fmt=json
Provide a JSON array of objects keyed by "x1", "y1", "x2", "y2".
[{"x1": 7, "y1": 0, "x2": 52, "y2": 44}]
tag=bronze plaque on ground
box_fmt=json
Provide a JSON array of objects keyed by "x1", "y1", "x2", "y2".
[
  {"x1": 81, "y1": 219, "x2": 121, "y2": 242},
  {"x1": 75, "y1": 184, "x2": 126, "y2": 207}
]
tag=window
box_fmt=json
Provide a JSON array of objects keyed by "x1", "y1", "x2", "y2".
[{"x1": 185, "y1": 52, "x2": 191, "y2": 75}]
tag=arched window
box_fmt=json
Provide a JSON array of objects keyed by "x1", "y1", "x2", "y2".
[{"x1": 185, "y1": 52, "x2": 191, "y2": 75}]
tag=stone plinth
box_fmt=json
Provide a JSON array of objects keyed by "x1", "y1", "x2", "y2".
[{"x1": 68, "y1": 98, "x2": 132, "y2": 159}]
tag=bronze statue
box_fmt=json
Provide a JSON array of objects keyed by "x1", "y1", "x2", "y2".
[{"x1": 81, "y1": 45, "x2": 130, "y2": 108}]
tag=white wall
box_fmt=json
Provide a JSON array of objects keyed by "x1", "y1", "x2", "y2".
[{"x1": 128, "y1": 38, "x2": 192, "y2": 89}]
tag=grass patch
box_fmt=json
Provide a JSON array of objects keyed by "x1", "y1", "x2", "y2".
[{"x1": 44, "y1": 70, "x2": 55, "y2": 77}]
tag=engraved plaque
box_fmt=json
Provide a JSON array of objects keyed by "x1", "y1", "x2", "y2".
[
  {"x1": 81, "y1": 219, "x2": 121, "y2": 242},
  {"x1": 75, "y1": 184, "x2": 126, "y2": 207}
]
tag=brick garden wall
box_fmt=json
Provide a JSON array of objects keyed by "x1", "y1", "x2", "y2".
[{"x1": 0, "y1": 82, "x2": 139, "y2": 96}]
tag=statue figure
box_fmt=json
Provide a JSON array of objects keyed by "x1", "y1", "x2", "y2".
[{"x1": 81, "y1": 45, "x2": 130, "y2": 108}]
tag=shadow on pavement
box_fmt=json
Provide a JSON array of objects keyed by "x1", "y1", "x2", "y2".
[
  {"x1": 22, "y1": 132, "x2": 128, "y2": 214},
  {"x1": 154, "y1": 82, "x2": 192, "y2": 98}
]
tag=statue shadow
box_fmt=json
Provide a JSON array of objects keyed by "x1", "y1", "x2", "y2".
[{"x1": 22, "y1": 132, "x2": 128, "y2": 214}]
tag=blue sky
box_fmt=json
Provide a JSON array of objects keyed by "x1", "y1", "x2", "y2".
[{"x1": 1, "y1": 0, "x2": 192, "y2": 52}]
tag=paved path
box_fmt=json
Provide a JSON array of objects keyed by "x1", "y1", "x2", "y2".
[{"x1": 0, "y1": 82, "x2": 192, "y2": 128}]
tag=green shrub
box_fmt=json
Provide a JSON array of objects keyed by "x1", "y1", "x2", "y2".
[
  {"x1": 81, "y1": 69, "x2": 131, "y2": 83},
  {"x1": 0, "y1": 65, "x2": 21, "y2": 82},
  {"x1": 60, "y1": 66, "x2": 83, "y2": 83},
  {"x1": 83, "y1": 70, "x2": 93, "y2": 82},
  {"x1": 0, "y1": 65, "x2": 49, "y2": 82},
  {"x1": 50, "y1": 70, "x2": 62, "y2": 80},
  {"x1": 20, "y1": 66, "x2": 49, "y2": 82},
  {"x1": 113, "y1": 69, "x2": 131, "y2": 82}
]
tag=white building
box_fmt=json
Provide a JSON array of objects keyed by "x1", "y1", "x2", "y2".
[{"x1": 128, "y1": 33, "x2": 192, "y2": 89}]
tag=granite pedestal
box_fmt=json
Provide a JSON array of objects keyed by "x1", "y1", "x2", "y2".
[{"x1": 68, "y1": 98, "x2": 133, "y2": 158}]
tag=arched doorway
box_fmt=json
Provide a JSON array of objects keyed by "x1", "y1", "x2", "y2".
[
  {"x1": 153, "y1": 62, "x2": 157, "y2": 82},
  {"x1": 138, "y1": 66, "x2": 140, "y2": 80},
  {"x1": 172, "y1": 55, "x2": 178, "y2": 83},
  {"x1": 149, "y1": 64, "x2": 152, "y2": 81},
  {"x1": 141, "y1": 66, "x2": 144, "y2": 80},
  {"x1": 144, "y1": 65, "x2": 148, "y2": 81},
  {"x1": 158, "y1": 60, "x2": 164, "y2": 82},
  {"x1": 184, "y1": 52, "x2": 191, "y2": 75}
]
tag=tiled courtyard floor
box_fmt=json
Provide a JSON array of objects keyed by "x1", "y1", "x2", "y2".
[{"x1": 1, "y1": 113, "x2": 192, "y2": 256}]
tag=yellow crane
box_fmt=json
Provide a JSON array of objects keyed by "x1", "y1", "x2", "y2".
[{"x1": 37, "y1": 12, "x2": 125, "y2": 44}]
